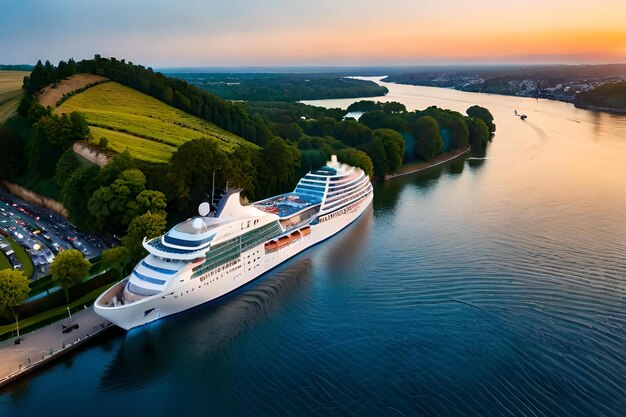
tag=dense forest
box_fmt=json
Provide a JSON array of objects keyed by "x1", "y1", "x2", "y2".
[
  {"x1": 170, "y1": 73, "x2": 388, "y2": 102},
  {"x1": 1, "y1": 56, "x2": 495, "y2": 261},
  {"x1": 575, "y1": 82, "x2": 626, "y2": 111}
]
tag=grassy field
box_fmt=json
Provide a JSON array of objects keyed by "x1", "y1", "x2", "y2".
[
  {"x1": 0, "y1": 71, "x2": 28, "y2": 124},
  {"x1": 56, "y1": 82, "x2": 258, "y2": 162},
  {"x1": 0, "y1": 252, "x2": 11, "y2": 271}
]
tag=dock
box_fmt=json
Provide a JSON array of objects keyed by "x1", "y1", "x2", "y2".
[{"x1": 0, "y1": 306, "x2": 114, "y2": 388}]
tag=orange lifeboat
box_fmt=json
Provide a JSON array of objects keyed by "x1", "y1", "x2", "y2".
[
  {"x1": 300, "y1": 226, "x2": 311, "y2": 236},
  {"x1": 289, "y1": 230, "x2": 302, "y2": 242},
  {"x1": 264, "y1": 240, "x2": 278, "y2": 251},
  {"x1": 277, "y1": 236, "x2": 290, "y2": 248}
]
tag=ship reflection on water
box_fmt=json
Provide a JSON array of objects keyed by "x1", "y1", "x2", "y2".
[{"x1": 99, "y1": 257, "x2": 315, "y2": 391}]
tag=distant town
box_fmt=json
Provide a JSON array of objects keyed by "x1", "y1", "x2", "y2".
[{"x1": 384, "y1": 63, "x2": 626, "y2": 105}]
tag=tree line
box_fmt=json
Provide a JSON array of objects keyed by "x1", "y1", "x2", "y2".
[
  {"x1": 174, "y1": 72, "x2": 389, "y2": 102},
  {"x1": 246, "y1": 99, "x2": 495, "y2": 177},
  {"x1": 22, "y1": 56, "x2": 272, "y2": 146}
]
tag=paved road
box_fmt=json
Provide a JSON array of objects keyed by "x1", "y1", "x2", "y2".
[{"x1": 0, "y1": 307, "x2": 111, "y2": 384}]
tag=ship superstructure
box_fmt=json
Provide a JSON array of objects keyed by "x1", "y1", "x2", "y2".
[{"x1": 95, "y1": 156, "x2": 373, "y2": 330}]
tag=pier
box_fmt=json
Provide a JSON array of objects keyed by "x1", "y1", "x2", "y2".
[{"x1": 0, "y1": 306, "x2": 113, "y2": 388}]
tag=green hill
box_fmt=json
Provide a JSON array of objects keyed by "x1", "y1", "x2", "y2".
[{"x1": 56, "y1": 81, "x2": 258, "y2": 162}]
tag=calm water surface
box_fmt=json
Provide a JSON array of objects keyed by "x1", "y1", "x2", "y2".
[{"x1": 2, "y1": 80, "x2": 626, "y2": 416}]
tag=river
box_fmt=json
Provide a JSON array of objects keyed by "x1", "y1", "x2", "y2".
[{"x1": 1, "y1": 79, "x2": 625, "y2": 416}]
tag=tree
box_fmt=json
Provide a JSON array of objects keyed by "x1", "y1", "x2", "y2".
[
  {"x1": 374, "y1": 128, "x2": 404, "y2": 174},
  {"x1": 54, "y1": 148, "x2": 81, "y2": 188},
  {"x1": 70, "y1": 112, "x2": 90, "y2": 139},
  {"x1": 468, "y1": 117, "x2": 490, "y2": 148},
  {"x1": 50, "y1": 249, "x2": 91, "y2": 304},
  {"x1": 381, "y1": 101, "x2": 406, "y2": 113},
  {"x1": 359, "y1": 110, "x2": 388, "y2": 130},
  {"x1": 411, "y1": 116, "x2": 443, "y2": 159},
  {"x1": 99, "y1": 137, "x2": 109, "y2": 148},
  {"x1": 467, "y1": 105, "x2": 496, "y2": 134},
  {"x1": 88, "y1": 168, "x2": 147, "y2": 231},
  {"x1": 0, "y1": 126, "x2": 27, "y2": 180},
  {"x1": 28, "y1": 122, "x2": 64, "y2": 177},
  {"x1": 122, "y1": 211, "x2": 167, "y2": 262},
  {"x1": 0, "y1": 269, "x2": 30, "y2": 338},
  {"x1": 335, "y1": 119, "x2": 373, "y2": 147},
  {"x1": 125, "y1": 189, "x2": 167, "y2": 224},
  {"x1": 447, "y1": 117, "x2": 470, "y2": 150},
  {"x1": 259, "y1": 137, "x2": 302, "y2": 196},
  {"x1": 62, "y1": 165, "x2": 100, "y2": 230},
  {"x1": 336, "y1": 148, "x2": 374, "y2": 177},
  {"x1": 101, "y1": 246, "x2": 130, "y2": 281},
  {"x1": 346, "y1": 100, "x2": 379, "y2": 112},
  {"x1": 169, "y1": 138, "x2": 230, "y2": 213}
]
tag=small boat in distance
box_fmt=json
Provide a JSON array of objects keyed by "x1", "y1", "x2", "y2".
[{"x1": 514, "y1": 110, "x2": 528, "y2": 120}]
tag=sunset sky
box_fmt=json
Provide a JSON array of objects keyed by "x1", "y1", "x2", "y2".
[{"x1": 2, "y1": 0, "x2": 626, "y2": 67}]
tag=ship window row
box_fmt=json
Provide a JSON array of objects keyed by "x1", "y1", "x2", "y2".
[
  {"x1": 323, "y1": 185, "x2": 371, "y2": 212},
  {"x1": 132, "y1": 270, "x2": 167, "y2": 285},
  {"x1": 191, "y1": 236, "x2": 241, "y2": 276},
  {"x1": 298, "y1": 180, "x2": 327, "y2": 189},
  {"x1": 325, "y1": 181, "x2": 370, "y2": 202},
  {"x1": 199, "y1": 259, "x2": 242, "y2": 282},
  {"x1": 196, "y1": 258, "x2": 240, "y2": 280},
  {"x1": 325, "y1": 179, "x2": 370, "y2": 202},
  {"x1": 140, "y1": 260, "x2": 178, "y2": 275},
  {"x1": 127, "y1": 282, "x2": 159, "y2": 297},
  {"x1": 240, "y1": 221, "x2": 282, "y2": 251},
  {"x1": 327, "y1": 176, "x2": 367, "y2": 194},
  {"x1": 147, "y1": 239, "x2": 195, "y2": 254},
  {"x1": 301, "y1": 176, "x2": 328, "y2": 185},
  {"x1": 296, "y1": 184, "x2": 327, "y2": 193},
  {"x1": 192, "y1": 249, "x2": 241, "y2": 278},
  {"x1": 327, "y1": 173, "x2": 361, "y2": 187},
  {"x1": 163, "y1": 233, "x2": 214, "y2": 248}
]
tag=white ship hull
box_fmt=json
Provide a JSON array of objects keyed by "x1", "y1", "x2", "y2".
[{"x1": 95, "y1": 192, "x2": 373, "y2": 330}]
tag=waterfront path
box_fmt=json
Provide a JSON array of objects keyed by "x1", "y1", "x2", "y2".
[{"x1": 0, "y1": 306, "x2": 113, "y2": 388}]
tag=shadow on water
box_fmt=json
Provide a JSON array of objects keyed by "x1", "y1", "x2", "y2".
[
  {"x1": 374, "y1": 154, "x2": 473, "y2": 215},
  {"x1": 466, "y1": 145, "x2": 489, "y2": 170},
  {"x1": 98, "y1": 258, "x2": 314, "y2": 392},
  {"x1": 317, "y1": 204, "x2": 373, "y2": 273}
]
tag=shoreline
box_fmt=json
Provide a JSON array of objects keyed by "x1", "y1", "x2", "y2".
[
  {"x1": 380, "y1": 78, "x2": 626, "y2": 117},
  {"x1": 573, "y1": 102, "x2": 626, "y2": 114},
  {"x1": 385, "y1": 147, "x2": 471, "y2": 180},
  {"x1": 0, "y1": 306, "x2": 113, "y2": 389}
]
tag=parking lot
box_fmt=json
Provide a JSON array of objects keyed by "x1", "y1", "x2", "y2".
[{"x1": 0, "y1": 191, "x2": 109, "y2": 280}]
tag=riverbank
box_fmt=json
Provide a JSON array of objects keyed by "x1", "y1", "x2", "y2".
[
  {"x1": 387, "y1": 147, "x2": 470, "y2": 180},
  {"x1": 0, "y1": 306, "x2": 113, "y2": 388},
  {"x1": 573, "y1": 102, "x2": 626, "y2": 114}
]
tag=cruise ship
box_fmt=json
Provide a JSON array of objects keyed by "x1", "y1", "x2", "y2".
[{"x1": 94, "y1": 156, "x2": 373, "y2": 330}]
